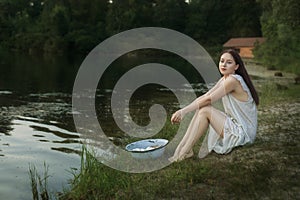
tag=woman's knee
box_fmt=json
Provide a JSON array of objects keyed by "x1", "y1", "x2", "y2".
[{"x1": 199, "y1": 105, "x2": 212, "y2": 117}]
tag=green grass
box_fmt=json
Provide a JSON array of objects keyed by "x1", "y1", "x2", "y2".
[
  {"x1": 59, "y1": 80, "x2": 300, "y2": 199},
  {"x1": 60, "y1": 144, "x2": 292, "y2": 200},
  {"x1": 60, "y1": 147, "x2": 131, "y2": 199},
  {"x1": 29, "y1": 79, "x2": 300, "y2": 200},
  {"x1": 59, "y1": 146, "x2": 215, "y2": 200},
  {"x1": 29, "y1": 163, "x2": 52, "y2": 200},
  {"x1": 258, "y1": 81, "x2": 300, "y2": 106}
]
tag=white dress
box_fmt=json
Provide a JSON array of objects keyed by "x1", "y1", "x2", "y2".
[{"x1": 199, "y1": 74, "x2": 257, "y2": 158}]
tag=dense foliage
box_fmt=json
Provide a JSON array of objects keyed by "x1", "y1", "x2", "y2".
[
  {"x1": 0, "y1": 0, "x2": 262, "y2": 54},
  {"x1": 1, "y1": 0, "x2": 298, "y2": 74},
  {"x1": 254, "y1": 0, "x2": 300, "y2": 74}
]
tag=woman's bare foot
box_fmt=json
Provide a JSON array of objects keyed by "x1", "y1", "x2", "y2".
[{"x1": 168, "y1": 150, "x2": 194, "y2": 162}]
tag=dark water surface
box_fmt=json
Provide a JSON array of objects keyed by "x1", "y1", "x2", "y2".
[
  {"x1": 0, "y1": 50, "x2": 85, "y2": 199},
  {"x1": 0, "y1": 49, "x2": 207, "y2": 199}
]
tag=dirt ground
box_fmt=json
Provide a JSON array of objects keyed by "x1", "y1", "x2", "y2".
[{"x1": 209, "y1": 62, "x2": 300, "y2": 199}]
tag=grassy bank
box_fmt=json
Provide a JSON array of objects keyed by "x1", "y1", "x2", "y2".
[{"x1": 32, "y1": 66, "x2": 300, "y2": 200}]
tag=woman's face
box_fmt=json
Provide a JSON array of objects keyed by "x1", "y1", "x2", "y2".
[{"x1": 219, "y1": 52, "x2": 239, "y2": 76}]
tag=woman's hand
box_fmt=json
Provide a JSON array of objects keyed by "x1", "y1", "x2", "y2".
[{"x1": 171, "y1": 110, "x2": 182, "y2": 124}]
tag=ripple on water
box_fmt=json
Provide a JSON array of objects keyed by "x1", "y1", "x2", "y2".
[{"x1": 0, "y1": 113, "x2": 82, "y2": 199}]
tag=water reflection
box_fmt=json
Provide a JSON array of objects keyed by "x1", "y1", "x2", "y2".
[
  {"x1": 0, "y1": 50, "x2": 92, "y2": 198},
  {"x1": 0, "y1": 95, "x2": 81, "y2": 199},
  {"x1": 0, "y1": 49, "x2": 210, "y2": 198},
  {"x1": 0, "y1": 50, "x2": 83, "y2": 94}
]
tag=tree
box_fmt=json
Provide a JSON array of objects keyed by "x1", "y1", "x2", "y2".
[
  {"x1": 254, "y1": 0, "x2": 300, "y2": 73},
  {"x1": 227, "y1": 0, "x2": 262, "y2": 37},
  {"x1": 0, "y1": 0, "x2": 28, "y2": 42},
  {"x1": 26, "y1": 0, "x2": 44, "y2": 18},
  {"x1": 106, "y1": 0, "x2": 154, "y2": 35},
  {"x1": 66, "y1": 0, "x2": 109, "y2": 52},
  {"x1": 186, "y1": 0, "x2": 261, "y2": 46},
  {"x1": 153, "y1": 0, "x2": 187, "y2": 32},
  {"x1": 0, "y1": 0, "x2": 264, "y2": 55}
]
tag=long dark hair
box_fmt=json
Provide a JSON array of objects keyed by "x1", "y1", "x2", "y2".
[{"x1": 221, "y1": 49, "x2": 259, "y2": 105}]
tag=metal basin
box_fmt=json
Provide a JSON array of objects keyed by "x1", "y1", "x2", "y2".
[{"x1": 125, "y1": 139, "x2": 168, "y2": 159}]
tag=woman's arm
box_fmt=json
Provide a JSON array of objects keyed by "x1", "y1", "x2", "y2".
[
  {"x1": 208, "y1": 76, "x2": 237, "y2": 103},
  {"x1": 181, "y1": 78, "x2": 224, "y2": 112},
  {"x1": 205, "y1": 77, "x2": 224, "y2": 96},
  {"x1": 171, "y1": 76, "x2": 238, "y2": 123}
]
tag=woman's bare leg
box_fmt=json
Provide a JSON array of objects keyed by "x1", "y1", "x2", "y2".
[{"x1": 169, "y1": 106, "x2": 226, "y2": 162}]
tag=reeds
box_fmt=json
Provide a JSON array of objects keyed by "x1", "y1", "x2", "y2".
[{"x1": 29, "y1": 162, "x2": 51, "y2": 200}]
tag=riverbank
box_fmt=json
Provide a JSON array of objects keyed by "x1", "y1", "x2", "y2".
[{"x1": 58, "y1": 63, "x2": 299, "y2": 199}]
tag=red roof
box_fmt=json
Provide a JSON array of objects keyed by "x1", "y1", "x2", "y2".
[{"x1": 223, "y1": 37, "x2": 265, "y2": 47}]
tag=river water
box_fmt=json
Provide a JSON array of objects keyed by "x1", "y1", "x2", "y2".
[
  {"x1": 0, "y1": 49, "x2": 208, "y2": 199},
  {"x1": 0, "y1": 50, "x2": 85, "y2": 199}
]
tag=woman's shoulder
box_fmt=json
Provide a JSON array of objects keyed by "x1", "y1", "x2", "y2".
[
  {"x1": 227, "y1": 74, "x2": 247, "y2": 86},
  {"x1": 228, "y1": 74, "x2": 251, "y2": 95},
  {"x1": 223, "y1": 74, "x2": 241, "y2": 85},
  {"x1": 230, "y1": 74, "x2": 244, "y2": 81}
]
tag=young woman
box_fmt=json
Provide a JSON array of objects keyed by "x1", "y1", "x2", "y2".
[{"x1": 169, "y1": 49, "x2": 259, "y2": 162}]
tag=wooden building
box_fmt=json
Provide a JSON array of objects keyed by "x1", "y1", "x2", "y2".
[{"x1": 223, "y1": 37, "x2": 265, "y2": 58}]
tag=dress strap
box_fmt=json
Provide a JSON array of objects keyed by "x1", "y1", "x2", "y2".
[{"x1": 231, "y1": 74, "x2": 252, "y2": 101}]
